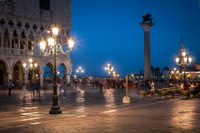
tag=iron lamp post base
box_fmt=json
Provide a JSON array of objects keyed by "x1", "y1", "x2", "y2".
[{"x1": 49, "y1": 106, "x2": 62, "y2": 114}]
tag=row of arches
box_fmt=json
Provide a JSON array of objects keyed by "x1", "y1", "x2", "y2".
[{"x1": 0, "y1": 59, "x2": 68, "y2": 87}]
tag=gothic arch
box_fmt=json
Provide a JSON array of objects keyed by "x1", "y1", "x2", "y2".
[
  {"x1": 20, "y1": 31, "x2": 26, "y2": 49},
  {"x1": 3, "y1": 29, "x2": 9, "y2": 48},
  {"x1": 43, "y1": 62, "x2": 53, "y2": 79},
  {"x1": 12, "y1": 30, "x2": 18, "y2": 49},
  {"x1": 0, "y1": 60, "x2": 8, "y2": 86},
  {"x1": 58, "y1": 63, "x2": 67, "y2": 79},
  {"x1": 13, "y1": 60, "x2": 24, "y2": 85}
]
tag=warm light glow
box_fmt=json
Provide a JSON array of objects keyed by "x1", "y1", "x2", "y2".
[
  {"x1": 184, "y1": 57, "x2": 187, "y2": 63},
  {"x1": 34, "y1": 63, "x2": 38, "y2": 68},
  {"x1": 29, "y1": 58, "x2": 33, "y2": 63},
  {"x1": 40, "y1": 41, "x2": 46, "y2": 51},
  {"x1": 188, "y1": 56, "x2": 192, "y2": 63},
  {"x1": 176, "y1": 57, "x2": 179, "y2": 63},
  {"x1": 23, "y1": 63, "x2": 27, "y2": 68},
  {"x1": 48, "y1": 38, "x2": 55, "y2": 47},
  {"x1": 52, "y1": 27, "x2": 59, "y2": 36},
  {"x1": 182, "y1": 51, "x2": 186, "y2": 57},
  {"x1": 68, "y1": 38, "x2": 75, "y2": 50},
  {"x1": 30, "y1": 63, "x2": 33, "y2": 68}
]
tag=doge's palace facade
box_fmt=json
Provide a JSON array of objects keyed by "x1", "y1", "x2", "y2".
[{"x1": 0, "y1": 0, "x2": 72, "y2": 87}]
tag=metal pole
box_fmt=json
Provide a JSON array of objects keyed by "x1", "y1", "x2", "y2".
[
  {"x1": 126, "y1": 76, "x2": 128, "y2": 96},
  {"x1": 49, "y1": 38, "x2": 62, "y2": 114}
]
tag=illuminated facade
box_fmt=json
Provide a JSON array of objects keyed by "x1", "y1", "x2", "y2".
[{"x1": 0, "y1": 0, "x2": 72, "y2": 87}]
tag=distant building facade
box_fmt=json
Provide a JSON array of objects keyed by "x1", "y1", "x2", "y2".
[{"x1": 0, "y1": 0, "x2": 72, "y2": 87}]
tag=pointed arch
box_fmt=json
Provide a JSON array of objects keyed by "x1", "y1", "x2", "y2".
[
  {"x1": 3, "y1": 29, "x2": 9, "y2": 48},
  {"x1": 44, "y1": 62, "x2": 53, "y2": 80},
  {"x1": 28, "y1": 31, "x2": 34, "y2": 51},
  {"x1": 12, "y1": 30, "x2": 18, "y2": 49},
  {"x1": 0, "y1": 60, "x2": 8, "y2": 86},
  {"x1": 13, "y1": 60, "x2": 24, "y2": 86},
  {"x1": 20, "y1": 31, "x2": 26, "y2": 49},
  {"x1": 58, "y1": 63, "x2": 67, "y2": 79}
]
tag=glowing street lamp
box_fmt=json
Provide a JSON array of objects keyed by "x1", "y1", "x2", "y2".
[
  {"x1": 23, "y1": 58, "x2": 38, "y2": 84},
  {"x1": 76, "y1": 66, "x2": 84, "y2": 76},
  {"x1": 170, "y1": 67, "x2": 180, "y2": 81},
  {"x1": 39, "y1": 26, "x2": 75, "y2": 114},
  {"x1": 104, "y1": 63, "x2": 114, "y2": 75},
  {"x1": 175, "y1": 39, "x2": 192, "y2": 86}
]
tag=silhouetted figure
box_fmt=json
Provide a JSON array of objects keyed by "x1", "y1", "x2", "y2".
[{"x1": 8, "y1": 80, "x2": 13, "y2": 96}]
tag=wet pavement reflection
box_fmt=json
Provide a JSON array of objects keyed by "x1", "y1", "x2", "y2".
[{"x1": 0, "y1": 86, "x2": 200, "y2": 132}]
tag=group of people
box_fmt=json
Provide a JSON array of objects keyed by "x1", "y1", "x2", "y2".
[{"x1": 7, "y1": 79, "x2": 41, "y2": 103}]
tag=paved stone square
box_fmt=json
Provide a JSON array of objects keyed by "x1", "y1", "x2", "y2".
[{"x1": 0, "y1": 87, "x2": 200, "y2": 133}]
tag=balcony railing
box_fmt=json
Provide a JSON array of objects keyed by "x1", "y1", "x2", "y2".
[
  {"x1": 0, "y1": 47, "x2": 68, "y2": 58},
  {"x1": 0, "y1": 48, "x2": 34, "y2": 56}
]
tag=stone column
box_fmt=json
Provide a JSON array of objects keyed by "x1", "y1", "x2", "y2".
[
  {"x1": 140, "y1": 22, "x2": 154, "y2": 81},
  {"x1": 66, "y1": 74, "x2": 71, "y2": 85},
  {"x1": 40, "y1": 72, "x2": 44, "y2": 87},
  {"x1": 8, "y1": 72, "x2": 13, "y2": 80},
  {"x1": 18, "y1": 36, "x2": 21, "y2": 55},
  {"x1": 9, "y1": 35, "x2": 12, "y2": 54},
  {"x1": 24, "y1": 70, "x2": 29, "y2": 84}
]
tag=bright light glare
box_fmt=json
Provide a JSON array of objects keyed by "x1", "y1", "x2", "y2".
[
  {"x1": 40, "y1": 41, "x2": 46, "y2": 51},
  {"x1": 52, "y1": 27, "x2": 59, "y2": 36},
  {"x1": 68, "y1": 38, "x2": 75, "y2": 49},
  {"x1": 48, "y1": 38, "x2": 55, "y2": 47}
]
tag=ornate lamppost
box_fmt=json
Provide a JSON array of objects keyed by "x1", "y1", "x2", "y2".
[
  {"x1": 76, "y1": 66, "x2": 84, "y2": 76},
  {"x1": 23, "y1": 58, "x2": 38, "y2": 84},
  {"x1": 104, "y1": 63, "x2": 114, "y2": 76},
  {"x1": 76, "y1": 66, "x2": 84, "y2": 86},
  {"x1": 170, "y1": 68, "x2": 179, "y2": 83},
  {"x1": 39, "y1": 26, "x2": 75, "y2": 114},
  {"x1": 175, "y1": 40, "x2": 192, "y2": 87}
]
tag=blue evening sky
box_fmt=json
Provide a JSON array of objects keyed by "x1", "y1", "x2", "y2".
[{"x1": 71, "y1": 0, "x2": 200, "y2": 77}]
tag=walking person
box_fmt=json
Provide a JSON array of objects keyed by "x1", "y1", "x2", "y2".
[
  {"x1": 150, "y1": 81, "x2": 155, "y2": 96},
  {"x1": 22, "y1": 83, "x2": 28, "y2": 102},
  {"x1": 35, "y1": 82, "x2": 41, "y2": 98},
  {"x1": 8, "y1": 80, "x2": 13, "y2": 96}
]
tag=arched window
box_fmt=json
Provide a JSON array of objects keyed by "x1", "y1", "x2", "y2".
[
  {"x1": 20, "y1": 31, "x2": 26, "y2": 49},
  {"x1": 12, "y1": 30, "x2": 18, "y2": 48},
  {"x1": 3, "y1": 29, "x2": 9, "y2": 48}
]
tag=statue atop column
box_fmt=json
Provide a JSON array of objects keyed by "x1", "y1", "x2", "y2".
[{"x1": 142, "y1": 13, "x2": 153, "y2": 23}]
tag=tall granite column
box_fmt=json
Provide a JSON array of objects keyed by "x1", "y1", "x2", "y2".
[{"x1": 140, "y1": 22, "x2": 154, "y2": 81}]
